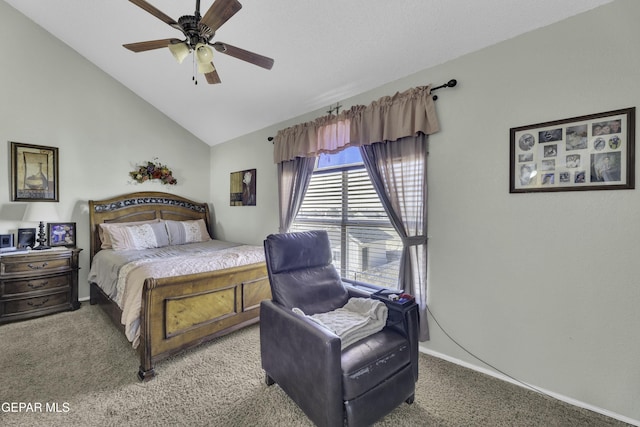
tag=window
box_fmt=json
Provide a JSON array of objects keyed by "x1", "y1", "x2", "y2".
[{"x1": 291, "y1": 147, "x2": 402, "y2": 288}]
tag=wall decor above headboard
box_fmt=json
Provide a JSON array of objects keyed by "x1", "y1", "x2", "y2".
[{"x1": 129, "y1": 159, "x2": 177, "y2": 185}]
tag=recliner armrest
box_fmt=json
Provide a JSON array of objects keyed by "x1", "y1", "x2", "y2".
[
  {"x1": 346, "y1": 286, "x2": 372, "y2": 299},
  {"x1": 260, "y1": 300, "x2": 345, "y2": 427}
]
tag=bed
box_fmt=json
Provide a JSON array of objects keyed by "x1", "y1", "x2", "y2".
[{"x1": 88, "y1": 191, "x2": 270, "y2": 381}]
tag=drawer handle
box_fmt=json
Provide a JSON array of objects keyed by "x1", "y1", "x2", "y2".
[
  {"x1": 27, "y1": 298, "x2": 50, "y2": 308},
  {"x1": 28, "y1": 281, "x2": 48, "y2": 290},
  {"x1": 27, "y1": 262, "x2": 49, "y2": 270}
]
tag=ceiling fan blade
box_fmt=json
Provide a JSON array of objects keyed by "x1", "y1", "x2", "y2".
[
  {"x1": 212, "y1": 42, "x2": 274, "y2": 70},
  {"x1": 123, "y1": 38, "x2": 182, "y2": 52},
  {"x1": 201, "y1": 0, "x2": 242, "y2": 33},
  {"x1": 129, "y1": 0, "x2": 178, "y2": 26},
  {"x1": 205, "y1": 66, "x2": 222, "y2": 84}
]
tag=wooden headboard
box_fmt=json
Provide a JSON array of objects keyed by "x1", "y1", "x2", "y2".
[{"x1": 88, "y1": 191, "x2": 211, "y2": 263}]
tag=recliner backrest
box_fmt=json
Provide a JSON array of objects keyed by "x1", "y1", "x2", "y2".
[{"x1": 264, "y1": 230, "x2": 349, "y2": 314}]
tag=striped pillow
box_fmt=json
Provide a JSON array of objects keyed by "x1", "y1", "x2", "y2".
[{"x1": 164, "y1": 219, "x2": 211, "y2": 245}]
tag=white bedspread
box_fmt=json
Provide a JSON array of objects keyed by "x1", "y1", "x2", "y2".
[{"x1": 88, "y1": 241, "x2": 265, "y2": 348}]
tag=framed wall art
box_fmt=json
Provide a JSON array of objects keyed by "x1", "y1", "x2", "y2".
[
  {"x1": 48, "y1": 222, "x2": 76, "y2": 247},
  {"x1": 510, "y1": 107, "x2": 635, "y2": 193},
  {"x1": 10, "y1": 142, "x2": 59, "y2": 201},
  {"x1": 230, "y1": 169, "x2": 256, "y2": 206}
]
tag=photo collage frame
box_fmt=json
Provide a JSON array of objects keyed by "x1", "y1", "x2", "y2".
[{"x1": 510, "y1": 108, "x2": 635, "y2": 193}]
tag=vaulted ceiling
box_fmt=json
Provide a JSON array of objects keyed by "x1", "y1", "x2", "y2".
[{"x1": 3, "y1": 0, "x2": 614, "y2": 146}]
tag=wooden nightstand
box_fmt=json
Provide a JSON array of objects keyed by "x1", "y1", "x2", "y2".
[{"x1": 0, "y1": 248, "x2": 81, "y2": 324}]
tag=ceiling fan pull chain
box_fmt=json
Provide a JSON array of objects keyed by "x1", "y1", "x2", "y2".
[{"x1": 193, "y1": 55, "x2": 198, "y2": 85}]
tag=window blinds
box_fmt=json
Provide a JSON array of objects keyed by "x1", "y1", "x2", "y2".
[{"x1": 291, "y1": 167, "x2": 402, "y2": 288}]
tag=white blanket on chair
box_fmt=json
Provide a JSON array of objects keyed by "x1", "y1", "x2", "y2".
[{"x1": 293, "y1": 298, "x2": 388, "y2": 349}]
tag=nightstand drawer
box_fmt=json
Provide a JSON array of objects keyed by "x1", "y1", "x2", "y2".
[
  {"x1": 2, "y1": 273, "x2": 71, "y2": 296},
  {"x1": 2, "y1": 291, "x2": 70, "y2": 316},
  {"x1": 1, "y1": 256, "x2": 71, "y2": 276}
]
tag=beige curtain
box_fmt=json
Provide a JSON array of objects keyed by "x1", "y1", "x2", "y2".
[
  {"x1": 350, "y1": 85, "x2": 439, "y2": 145},
  {"x1": 272, "y1": 85, "x2": 439, "y2": 163}
]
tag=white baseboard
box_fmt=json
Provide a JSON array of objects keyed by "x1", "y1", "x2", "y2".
[{"x1": 419, "y1": 347, "x2": 639, "y2": 427}]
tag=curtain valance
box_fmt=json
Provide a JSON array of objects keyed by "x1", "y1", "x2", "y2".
[{"x1": 272, "y1": 85, "x2": 440, "y2": 163}]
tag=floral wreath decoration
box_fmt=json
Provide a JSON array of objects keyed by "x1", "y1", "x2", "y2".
[{"x1": 130, "y1": 159, "x2": 177, "y2": 185}]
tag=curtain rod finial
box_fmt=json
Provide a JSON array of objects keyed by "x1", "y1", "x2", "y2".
[{"x1": 431, "y1": 78, "x2": 458, "y2": 100}]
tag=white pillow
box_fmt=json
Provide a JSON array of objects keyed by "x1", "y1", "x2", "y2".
[
  {"x1": 99, "y1": 219, "x2": 160, "y2": 249},
  {"x1": 108, "y1": 222, "x2": 170, "y2": 250}
]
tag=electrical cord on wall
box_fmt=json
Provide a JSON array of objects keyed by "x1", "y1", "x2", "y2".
[{"x1": 426, "y1": 305, "x2": 552, "y2": 398}]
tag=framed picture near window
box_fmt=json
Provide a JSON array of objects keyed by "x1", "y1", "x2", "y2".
[
  {"x1": 48, "y1": 222, "x2": 76, "y2": 247},
  {"x1": 230, "y1": 169, "x2": 256, "y2": 206},
  {"x1": 10, "y1": 142, "x2": 59, "y2": 201},
  {"x1": 509, "y1": 107, "x2": 635, "y2": 193}
]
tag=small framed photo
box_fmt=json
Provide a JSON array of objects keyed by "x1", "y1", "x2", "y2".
[
  {"x1": 17, "y1": 228, "x2": 36, "y2": 249},
  {"x1": 0, "y1": 234, "x2": 14, "y2": 250},
  {"x1": 510, "y1": 107, "x2": 635, "y2": 193},
  {"x1": 10, "y1": 142, "x2": 59, "y2": 201},
  {"x1": 48, "y1": 222, "x2": 76, "y2": 247}
]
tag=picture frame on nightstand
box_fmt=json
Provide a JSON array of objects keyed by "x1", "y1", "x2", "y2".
[
  {"x1": 17, "y1": 228, "x2": 36, "y2": 249},
  {"x1": 0, "y1": 234, "x2": 14, "y2": 251},
  {"x1": 48, "y1": 222, "x2": 76, "y2": 247}
]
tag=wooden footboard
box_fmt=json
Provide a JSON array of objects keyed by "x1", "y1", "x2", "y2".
[
  {"x1": 91, "y1": 262, "x2": 269, "y2": 381},
  {"x1": 137, "y1": 262, "x2": 270, "y2": 380}
]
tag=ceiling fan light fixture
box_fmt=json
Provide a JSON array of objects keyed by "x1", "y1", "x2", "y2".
[
  {"x1": 168, "y1": 42, "x2": 190, "y2": 64},
  {"x1": 197, "y1": 61, "x2": 215, "y2": 74},
  {"x1": 195, "y1": 43, "x2": 214, "y2": 65}
]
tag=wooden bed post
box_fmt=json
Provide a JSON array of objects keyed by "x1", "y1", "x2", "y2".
[{"x1": 138, "y1": 278, "x2": 157, "y2": 381}]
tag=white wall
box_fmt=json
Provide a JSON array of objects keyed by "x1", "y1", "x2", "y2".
[
  {"x1": 211, "y1": 0, "x2": 640, "y2": 423},
  {"x1": 0, "y1": 1, "x2": 211, "y2": 300}
]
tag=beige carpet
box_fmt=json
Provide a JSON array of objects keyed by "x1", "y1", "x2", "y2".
[{"x1": 0, "y1": 304, "x2": 630, "y2": 427}]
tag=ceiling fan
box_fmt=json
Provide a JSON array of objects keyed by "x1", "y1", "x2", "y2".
[{"x1": 123, "y1": 0, "x2": 274, "y2": 84}]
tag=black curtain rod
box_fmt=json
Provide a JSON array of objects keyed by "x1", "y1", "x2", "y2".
[
  {"x1": 430, "y1": 78, "x2": 457, "y2": 101},
  {"x1": 268, "y1": 79, "x2": 457, "y2": 142}
]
